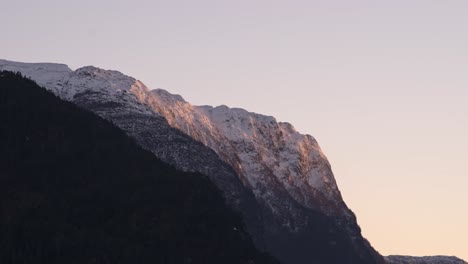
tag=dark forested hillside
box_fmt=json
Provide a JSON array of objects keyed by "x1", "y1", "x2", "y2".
[{"x1": 0, "y1": 71, "x2": 277, "y2": 264}]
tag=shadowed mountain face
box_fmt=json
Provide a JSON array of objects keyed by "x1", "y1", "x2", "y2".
[
  {"x1": 0, "y1": 71, "x2": 278, "y2": 264},
  {"x1": 0, "y1": 59, "x2": 385, "y2": 264},
  {"x1": 6, "y1": 60, "x2": 466, "y2": 264},
  {"x1": 68, "y1": 75, "x2": 382, "y2": 264},
  {"x1": 148, "y1": 90, "x2": 385, "y2": 264}
]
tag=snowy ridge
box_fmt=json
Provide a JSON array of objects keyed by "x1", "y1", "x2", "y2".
[
  {"x1": 0, "y1": 60, "x2": 155, "y2": 115},
  {"x1": 0, "y1": 59, "x2": 267, "y2": 255},
  {"x1": 0, "y1": 59, "x2": 72, "y2": 95},
  {"x1": 0, "y1": 59, "x2": 381, "y2": 263},
  {"x1": 145, "y1": 88, "x2": 381, "y2": 263},
  {"x1": 66, "y1": 66, "x2": 149, "y2": 100},
  {"x1": 1, "y1": 59, "x2": 342, "y2": 216},
  {"x1": 65, "y1": 66, "x2": 156, "y2": 115},
  {"x1": 148, "y1": 90, "x2": 348, "y2": 218},
  {"x1": 4, "y1": 59, "x2": 465, "y2": 264},
  {"x1": 386, "y1": 255, "x2": 467, "y2": 264}
]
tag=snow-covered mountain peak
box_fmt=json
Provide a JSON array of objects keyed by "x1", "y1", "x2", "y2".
[
  {"x1": 0, "y1": 59, "x2": 72, "y2": 73},
  {"x1": 0, "y1": 60, "x2": 154, "y2": 115},
  {"x1": 0, "y1": 59, "x2": 72, "y2": 95},
  {"x1": 64, "y1": 66, "x2": 154, "y2": 114},
  {"x1": 0, "y1": 58, "x2": 345, "y2": 216},
  {"x1": 73, "y1": 66, "x2": 149, "y2": 92},
  {"x1": 146, "y1": 88, "x2": 345, "y2": 216},
  {"x1": 4, "y1": 58, "x2": 466, "y2": 264},
  {"x1": 74, "y1": 66, "x2": 143, "y2": 90}
]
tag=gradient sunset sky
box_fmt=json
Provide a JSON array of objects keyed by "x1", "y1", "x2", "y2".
[{"x1": 2, "y1": 0, "x2": 467, "y2": 260}]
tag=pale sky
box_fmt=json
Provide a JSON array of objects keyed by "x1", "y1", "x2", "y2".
[{"x1": 2, "y1": 0, "x2": 467, "y2": 260}]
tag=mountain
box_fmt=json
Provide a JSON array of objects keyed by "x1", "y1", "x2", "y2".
[
  {"x1": 149, "y1": 89, "x2": 384, "y2": 263},
  {"x1": 386, "y1": 256, "x2": 467, "y2": 264},
  {"x1": 0, "y1": 70, "x2": 278, "y2": 264},
  {"x1": 2, "y1": 59, "x2": 464, "y2": 264},
  {"x1": 0, "y1": 61, "x2": 267, "y2": 251},
  {"x1": 1, "y1": 59, "x2": 382, "y2": 264}
]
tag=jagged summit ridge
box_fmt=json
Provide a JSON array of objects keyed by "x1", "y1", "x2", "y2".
[
  {"x1": 0, "y1": 59, "x2": 155, "y2": 115},
  {"x1": 3, "y1": 59, "x2": 466, "y2": 264},
  {"x1": 67, "y1": 66, "x2": 154, "y2": 115},
  {"x1": 149, "y1": 88, "x2": 347, "y2": 218},
  {"x1": 152, "y1": 87, "x2": 344, "y2": 222},
  {"x1": 1, "y1": 59, "x2": 384, "y2": 263}
]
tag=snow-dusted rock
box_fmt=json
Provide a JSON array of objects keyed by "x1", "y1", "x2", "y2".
[
  {"x1": 0, "y1": 59, "x2": 389, "y2": 263},
  {"x1": 0, "y1": 59, "x2": 72, "y2": 95},
  {"x1": 148, "y1": 87, "x2": 384, "y2": 262},
  {"x1": 0, "y1": 59, "x2": 265, "y2": 256},
  {"x1": 386, "y1": 255, "x2": 467, "y2": 264},
  {"x1": 149, "y1": 89, "x2": 348, "y2": 217}
]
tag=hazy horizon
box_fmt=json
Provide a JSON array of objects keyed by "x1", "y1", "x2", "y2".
[{"x1": 2, "y1": 0, "x2": 467, "y2": 260}]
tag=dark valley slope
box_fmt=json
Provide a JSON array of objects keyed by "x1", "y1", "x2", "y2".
[{"x1": 0, "y1": 71, "x2": 277, "y2": 264}]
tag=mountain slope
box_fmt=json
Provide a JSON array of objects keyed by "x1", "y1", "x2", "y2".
[
  {"x1": 65, "y1": 68, "x2": 382, "y2": 263},
  {"x1": 0, "y1": 71, "x2": 277, "y2": 264},
  {"x1": 10, "y1": 59, "x2": 463, "y2": 264},
  {"x1": 67, "y1": 66, "x2": 265, "y2": 240},
  {"x1": 0, "y1": 59, "x2": 383, "y2": 264},
  {"x1": 149, "y1": 88, "x2": 384, "y2": 264},
  {"x1": 386, "y1": 255, "x2": 467, "y2": 264}
]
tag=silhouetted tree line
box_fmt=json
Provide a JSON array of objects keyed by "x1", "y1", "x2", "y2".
[{"x1": 0, "y1": 71, "x2": 278, "y2": 264}]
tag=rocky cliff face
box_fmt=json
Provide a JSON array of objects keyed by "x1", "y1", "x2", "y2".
[
  {"x1": 148, "y1": 88, "x2": 385, "y2": 262},
  {"x1": 1, "y1": 59, "x2": 386, "y2": 263},
  {"x1": 1, "y1": 60, "x2": 265, "y2": 244}
]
